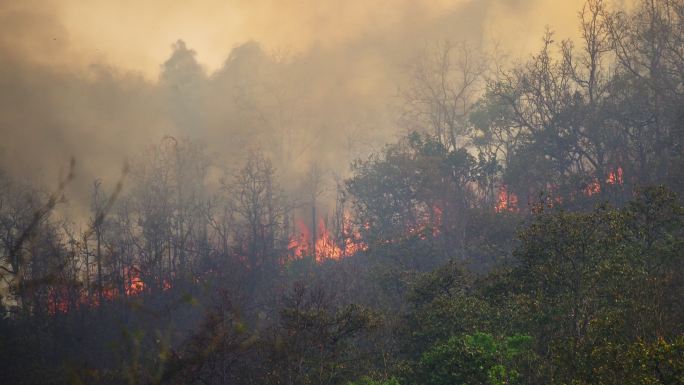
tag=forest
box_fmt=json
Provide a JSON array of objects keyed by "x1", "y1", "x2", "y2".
[{"x1": 1, "y1": 1, "x2": 683, "y2": 384}]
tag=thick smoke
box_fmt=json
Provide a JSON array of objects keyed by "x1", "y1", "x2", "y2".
[{"x1": 0, "y1": 0, "x2": 616, "y2": 218}]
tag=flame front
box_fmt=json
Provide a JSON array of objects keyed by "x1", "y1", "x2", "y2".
[
  {"x1": 288, "y1": 216, "x2": 367, "y2": 262},
  {"x1": 495, "y1": 185, "x2": 519, "y2": 213},
  {"x1": 47, "y1": 264, "x2": 154, "y2": 315},
  {"x1": 607, "y1": 167, "x2": 623, "y2": 185},
  {"x1": 585, "y1": 167, "x2": 624, "y2": 196}
]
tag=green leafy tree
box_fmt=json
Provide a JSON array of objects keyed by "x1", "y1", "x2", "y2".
[{"x1": 412, "y1": 332, "x2": 536, "y2": 385}]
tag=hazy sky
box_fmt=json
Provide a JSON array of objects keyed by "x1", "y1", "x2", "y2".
[
  {"x1": 6, "y1": 0, "x2": 594, "y2": 77},
  {"x1": 0, "y1": 0, "x2": 626, "y2": 217}
]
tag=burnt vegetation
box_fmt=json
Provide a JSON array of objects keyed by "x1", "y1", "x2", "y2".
[{"x1": 1, "y1": 1, "x2": 684, "y2": 384}]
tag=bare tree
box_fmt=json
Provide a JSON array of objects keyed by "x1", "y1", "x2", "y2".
[
  {"x1": 226, "y1": 150, "x2": 287, "y2": 271},
  {"x1": 401, "y1": 41, "x2": 488, "y2": 150},
  {"x1": 0, "y1": 162, "x2": 73, "y2": 312}
]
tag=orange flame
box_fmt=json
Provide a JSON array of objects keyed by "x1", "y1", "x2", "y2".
[
  {"x1": 402, "y1": 204, "x2": 443, "y2": 239},
  {"x1": 47, "y1": 287, "x2": 71, "y2": 315},
  {"x1": 315, "y1": 220, "x2": 341, "y2": 261},
  {"x1": 585, "y1": 167, "x2": 624, "y2": 196},
  {"x1": 495, "y1": 185, "x2": 519, "y2": 213},
  {"x1": 46, "y1": 264, "x2": 157, "y2": 315},
  {"x1": 124, "y1": 266, "x2": 145, "y2": 296},
  {"x1": 288, "y1": 215, "x2": 367, "y2": 262},
  {"x1": 584, "y1": 179, "x2": 601, "y2": 196},
  {"x1": 288, "y1": 220, "x2": 311, "y2": 259},
  {"x1": 607, "y1": 167, "x2": 623, "y2": 185}
]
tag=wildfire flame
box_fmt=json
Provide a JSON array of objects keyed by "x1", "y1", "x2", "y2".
[
  {"x1": 585, "y1": 167, "x2": 624, "y2": 196},
  {"x1": 607, "y1": 167, "x2": 623, "y2": 185},
  {"x1": 495, "y1": 185, "x2": 519, "y2": 213},
  {"x1": 124, "y1": 266, "x2": 145, "y2": 296},
  {"x1": 48, "y1": 168, "x2": 626, "y2": 316},
  {"x1": 288, "y1": 220, "x2": 311, "y2": 259},
  {"x1": 288, "y1": 216, "x2": 367, "y2": 262},
  {"x1": 584, "y1": 180, "x2": 601, "y2": 196},
  {"x1": 47, "y1": 264, "x2": 154, "y2": 315},
  {"x1": 403, "y1": 204, "x2": 442, "y2": 240},
  {"x1": 431, "y1": 205, "x2": 442, "y2": 237}
]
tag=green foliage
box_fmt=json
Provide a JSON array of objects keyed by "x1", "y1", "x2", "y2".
[
  {"x1": 4, "y1": 3, "x2": 684, "y2": 385},
  {"x1": 391, "y1": 186, "x2": 683, "y2": 385},
  {"x1": 591, "y1": 337, "x2": 684, "y2": 385},
  {"x1": 402, "y1": 260, "x2": 486, "y2": 354},
  {"x1": 346, "y1": 132, "x2": 478, "y2": 267},
  {"x1": 348, "y1": 376, "x2": 401, "y2": 385},
  {"x1": 412, "y1": 332, "x2": 535, "y2": 385},
  {"x1": 509, "y1": 186, "x2": 684, "y2": 383},
  {"x1": 267, "y1": 282, "x2": 381, "y2": 385}
]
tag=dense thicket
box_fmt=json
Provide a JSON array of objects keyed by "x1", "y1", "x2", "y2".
[{"x1": 1, "y1": 1, "x2": 683, "y2": 384}]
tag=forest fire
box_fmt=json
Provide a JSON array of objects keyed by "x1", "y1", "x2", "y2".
[
  {"x1": 497, "y1": 167, "x2": 625, "y2": 212},
  {"x1": 124, "y1": 266, "x2": 145, "y2": 296},
  {"x1": 5, "y1": 1, "x2": 684, "y2": 383},
  {"x1": 585, "y1": 167, "x2": 624, "y2": 196},
  {"x1": 288, "y1": 217, "x2": 367, "y2": 262},
  {"x1": 585, "y1": 180, "x2": 602, "y2": 196},
  {"x1": 403, "y1": 204, "x2": 443, "y2": 239},
  {"x1": 607, "y1": 167, "x2": 623, "y2": 185},
  {"x1": 430, "y1": 205, "x2": 442, "y2": 237},
  {"x1": 315, "y1": 221, "x2": 344, "y2": 261},
  {"x1": 495, "y1": 185, "x2": 519, "y2": 213},
  {"x1": 288, "y1": 220, "x2": 312, "y2": 259},
  {"x1": 47, "y1": 265, "x2": 150, "y2": 315}
]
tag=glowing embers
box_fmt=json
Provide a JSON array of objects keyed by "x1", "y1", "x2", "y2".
[
  {"x1": 495, "y1": 185, "x2": 519, "y2": 213},
  {"x1": 47, "y1": 286, "x2": 72, "y2": 315}
]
